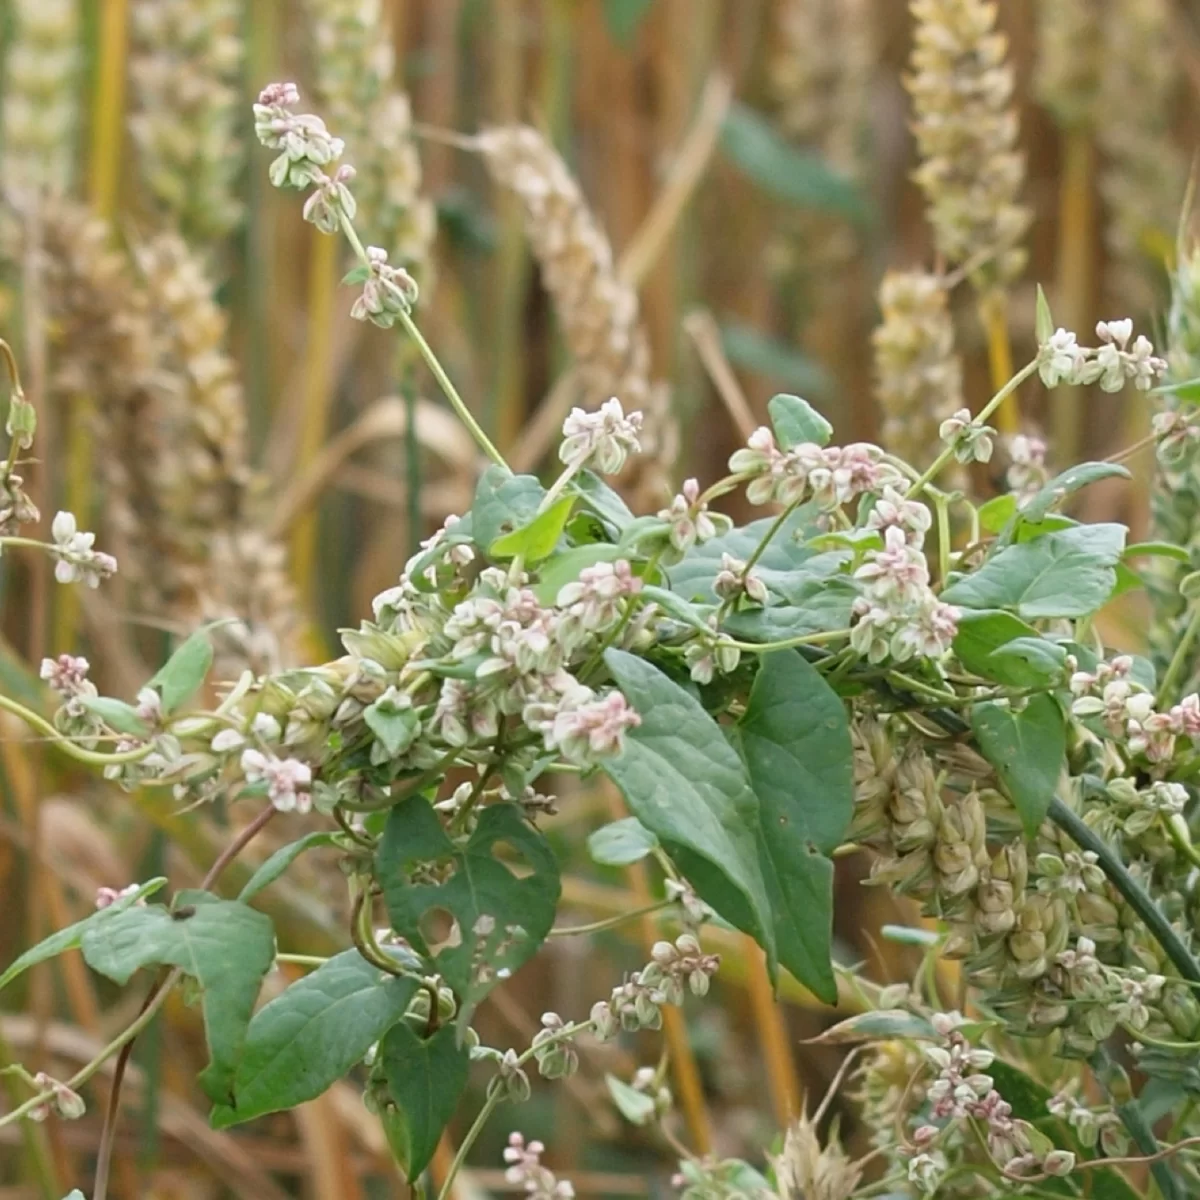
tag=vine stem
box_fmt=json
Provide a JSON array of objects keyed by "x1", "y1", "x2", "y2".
[
  {"x1": 717, "y1": 627, "x2": 851, "y2": 654},
  {"x1": 1048, "y1": 797, "x2": 1200, "y2": 986},
  {"x1": 905, "y1": 359, "x2": 1039, "y2": 500},
  {"x1": 0, "y1": 693, "x2": 155, "y2": 768},
  {"x1": 437, "y1": 1085, "x2": 502, "y2": 1200},
  {"x1": 548, "y1": 898, "x2": 672, "y2": 937},
  {"x1": 335, "y1": 211, "x2": 508, "y2": 471},
  {"x1": 1157, "y1": 603, "x2": 1200, "y2": 707}
]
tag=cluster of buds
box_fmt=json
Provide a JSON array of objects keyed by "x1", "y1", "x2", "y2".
[
  {"x1": 1069, "y1": 654, "x2": 1200, "y2": 764},
  {"x1": 1038, "y1": 320, "x2": 1168, "y2": 392},
  {"x1": 530, "y1": 1012, "x2": 578, "y2": 1080},
  {"x1": 1047, "y1": 1089, "x2": 1128, "y2": 1156},
  {"x1": 94, "y1": 883, "x2": 143, "y2": 910},
  {"x1": 656, "y1": 477, "x2": 729, "y2": 556},
  {"x1": 349, "y1": 245, "x2": 419, "y2": 329},
  {"x1": 49, "y1": 511, "x2": 117, "y2": 588},
  {"x1": 682, "y1": 614, "x2": 740, "y2": 686},
  {"x1": 27, "y1": 1072, "x2": 85, "y2": 1122},
  {"x1": 40, "y1": 653, "x2": 96, "y2": 720},
  {"x1": 556, "y1": 559, "x2": 642, "y2": 647},
  {"x1": 559, "y1": 397, "x2": 643, "y2": 476},
  {"x1": 503, "y1": 1133, "x2": 575, "y2": 1199},
  {"x1": 1005, "y1": 433, "x2": 1049, "y2": 505},
  {"x1": 239, "y1": 748, "x2": 313, "y2": 813},
  {"x1": 713, "y1": 553, "x2": 768, "y2": 607},
  {"x1": 730, "y1": 428, "x2": 902, "y2": 511},
  {"x1": 590, "y1": 935, "x2": 719, "y2": 1040},
  {"x1": 938, "y1": 408, "x2": 995, "y2": 465},
  {"x1": 1152, "y1": 406, "x2": 1200, "y2": 466}
]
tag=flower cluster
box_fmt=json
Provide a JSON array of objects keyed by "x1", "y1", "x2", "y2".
[
  {"x1": 503, "y1": 1132, "x2": 575, "y2": 1200},
  {"x1": 590, "y1": 934, "x2": 719, "y2": 1039},
  {"x1": 253, "y1": 82, "x2": 344, "y2": 190},
  {"x1": 530, "y1": 1012, "x2": 578, "y2": 1080},
  {"x1": 27, "y1": 1072, "x2": 85, "y2": 1123},
  {"x1": 1069, "y1": 654, "x2": 1200, "y2": 764},
  {"x1": 730, "y1": 428, "x2": 901, "y2": 510},
  {"x1": 938, "y1": 408, "x2": 994, "y2": 465},
  {"x1": 240, "y1": 748, "x2": 313, "y2": 813},
  {"x1": 1038, "y1": 320, "x2": 1168, "y2": 391},
  {"x1": 1006, "y1": 433, "x2": 1049, "y2": 504},
  {"x1": 657, "y1": 477, "x2": 728, "y2": 555},
  {"x1": 559, "y1": 397, "x2": 643, "y2": 476},
  {"x1": 49, "y1": 511, "x2": 117, "y2": 587},
  {"x1": 350, "y1": 245, "x2": 419, "y2": 328}
]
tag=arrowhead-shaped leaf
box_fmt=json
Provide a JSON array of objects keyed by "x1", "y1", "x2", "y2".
[
  {"x1": 211, "y1": 950, "x2": 418, "y2": 1127},
  {"x1": 80, "y1": 891, "x2": 275, "y2": 1105}
]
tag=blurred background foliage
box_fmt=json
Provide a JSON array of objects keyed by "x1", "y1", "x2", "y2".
[{"x1": 0, "y1": 0, "x2": 1198, "y2": 1196}]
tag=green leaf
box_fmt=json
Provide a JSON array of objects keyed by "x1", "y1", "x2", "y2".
[
  {"x1": 471, "y1": 466, "x2": 546, "y2": 551},
  {"x1": 588, "y1": 817, "x2": 659, "y2": 866},
  {"x1": 602, "y1": 0, "x2": 653, "y2": 44},
  {"x1": 767, "y1": 393, "x2": 832, "y2": 449},
  {"x1": 971, "y1": 696, "x2": 1065, "y2": 836},
  {"x1": 601, "y1": 650, "x2": 776, "y2": 967},
  {"x1": 987, "y1": 637, "x2": 1068, "y2": 684},
  {"x1": 211, "y1": 951, "x2": 419, "y2": 1127},
  {"x1": 569, "y1": 470, "x2": 634, "y2": 534},
  {"x1": 1035, "y1": 284, "x2": 1054, "y2": 344},
  {"x1": 364, "y1": 695, "x2": 421, "y2": 758},
  {"x1": 342, "y1": 264, "x2": 371, "y2": 285},
  {"x1": 977, "y1": 494, "x2": 1017, "y2": 535},
  {"x1": 405, "y1": 515, "x2": 475, "y2": 593},
  {"x1": 941, "y1": 524, "x2": 1126, "y2": 620},
  {"x1": 639, "y1": 585, "x2": 715, "y2": 634},
  {"x1": 148, "y1": 628, "x2": 214, "y2": 714},
  {"x1": 489, "y1": 495, "x2": 575, "y2": 562},
  {"x1": 79, "y1": 696, "x2": 150, "y2": 737},
  {"x1": 534, "y1": 544, "x2": 624, "y2": 605},
  {"x1": 606, "y1": 1074, "x2": 657, "y2": 1125},
  {"x1": 809, "y1": 1009, "x2": 936, "y2": 1044},
  {"x1": 952, "y1": 610, "x2": 1048, "y2": 686},
  {"x1": 732, "y1": 651, "x2": 851, "y2": 1002},
  {"x1": 80, "y1": 891, "x2": 275, "y2": 1105},
  {"x1": 720, "y1": 103, "x2": 866, "y2": 222},
  {"x1": 238, "y1": 833, "x2": 341, "y2": 903},
  {"x1": 1019, "y1": 462, "x2": 1131, "y2": 523},
  {"x1": 0, "y1": 878, "x2": 166, "y2": 991},
  {"x1": 380, "y1": 1021, "x2": 470, "y2": 1180},
  {"x1": 720, "y1": 320, "x2": 833, "y2": 397},
  {"x1": 62, "y1": 1192, "x2": 86, "y2": 1200},
  {"x1": 377, "y1": 800, "x2": 560, "y2": 1031}
]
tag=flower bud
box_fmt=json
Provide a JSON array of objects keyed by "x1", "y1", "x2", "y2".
[{"x1": 1043, "y1": 1150, "x2": 1075, "y2": 1177}]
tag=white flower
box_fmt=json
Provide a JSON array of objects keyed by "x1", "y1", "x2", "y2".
[
  {"x1": 559, "y1": 398, "x2": 643, "y2": 475},
  {"x1": 50, "y1": 511, "x2": 117, "y2": 588},
  {"x1": 1096, "y1": 318, "x2": 1133, "y2": 348},
  {"x1": 657, "y1": 478, "x2": 724, "y2": 552},
  {"x1": 240, "y1": 748, "x2": 312, "y2": 813},
  {"x1": 210, "y1": 728, "x2": 246, "y2": 754},
  {"x1": 866, "y1": 486, "x2": 932, "y2": 546},
  {"x1": 1038, "y1": 328, "x2": 1087, "y2": 387}
]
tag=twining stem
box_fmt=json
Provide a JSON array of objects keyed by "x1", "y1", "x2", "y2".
[
  {"x1": 979, "y1": 289, "x2": 1019, "y2": 437},
  {"x1": 548, "y1": 898, "x2": 672, "y2": 937},
  {"x1": 1157, "y1": 602, "x2": 1200, "y2": 707},
  {"x1": 437, "y1": 1085, "x2": 502, "y2": 1200},
  {"x1": 0, "y1": 339, "x2": 28, "y2": 474},
  {"x1": 335, "y1": 212, "x2": 508, "y2": 470},
  {"x1": 905, "y1": 360, "x2": 1040, "y2": 500},
  {"x1": 0, "y1": 693, "x2": 155, "y2": 768},
  {"x1": 1049, "y1": 797, "x2": 1200, "y2": 987},
  {"x1": 717, "y1": 627, "x2": 852, "y2": 654}
]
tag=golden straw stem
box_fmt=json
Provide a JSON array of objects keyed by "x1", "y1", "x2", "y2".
[
  {"x1": 979, "y1": 289, "x2": 1019, "y2": 435},
  {"x1": 58, "y1": 0, "x2": 129, "y2": 654},
  {"x1": 741, "y1": 937, "x2": 801, "y2": 1125},
  {"x1": 291, "y1": 232, "x2": 340, "y2": 612},
  {"x1": 1052, "y1": 131, "x2": 1095, "y2": 464}
]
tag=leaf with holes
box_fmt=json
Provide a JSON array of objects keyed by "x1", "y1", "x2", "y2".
[
  {"x1": 377, "y1": 799, "x2": 560, "y2": 1032},
  {"x1": 211, "y1": 951, "x2": 418, "y2": 1127},
  {"x1": 380, "y1": 1020, "x2": 470, "y2": 1180},
  {"x1": 971, "y1": 695, "x2": 1066, "y2": 837},
  {"x1": 80, "y1": 891, "x2": 275, "y2": 1105},
  {"x1": 471, "y1": 466, "x2": 546, "y2": 551},
  {"x1": 602, "y1": 650, "x2": 776, "y2": 968}
]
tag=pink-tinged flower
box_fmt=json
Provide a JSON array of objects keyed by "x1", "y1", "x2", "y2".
[
  {"x1": 240, "y1": 748, "x2": 312, "y2": 813},
  {"x1": 855, "y1": 526, "x2": 930, "y2": 604},
  {"x1": 257, "y1": 81, "x2": 299, "y2": 109},
  {"x1": 50, "y1": 511, "x2": 117, "y2": 587},
  {"x1": 557, "y1": 559, "x2": 641, "y2": 642},
  {"x1": 559, "y1": 397, "x2": 643, "y2": 475},
  {"x1": 657, "y1": 478, "x2": 724, "y2": 553},
  {"x1": 503, "y1": 1132, "x2": 576, "y2": 1199},
  {"x1": 728, "y1": 426, "x2": 781, "y2": 481},
  {"x1": 39, "y1": 653, "x2": 90, "y2": 696},
  {"x1": 547, "y1": 690, "x2": 641, "y2": 764},
  {"x1": 712, "y1": 553, "x2": 768, "y2": 606},
  {"x1": 95, "y1": 883, "x2": 142, "y2": 910},
  {"x1": 866, "y1": 486, "x2": 932, "y2": 545}
]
